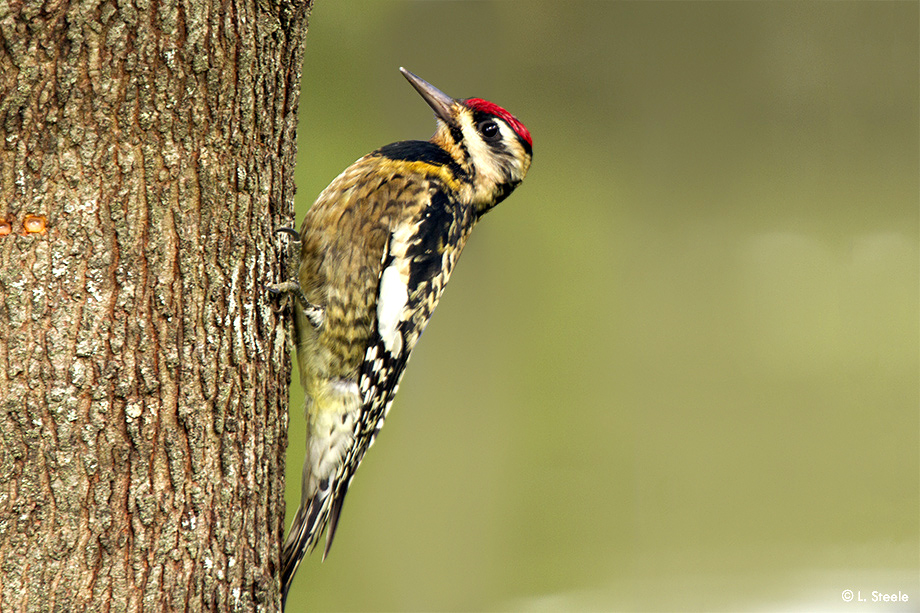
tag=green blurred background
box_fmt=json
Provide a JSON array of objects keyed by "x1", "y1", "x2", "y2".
[{"x1": 283, "y1": 2, "x2": 919, "y2": 611}]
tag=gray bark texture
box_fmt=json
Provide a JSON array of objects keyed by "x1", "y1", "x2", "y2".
[{"x1": 0, "y1": 0, "x2": 312, "y2": 609}]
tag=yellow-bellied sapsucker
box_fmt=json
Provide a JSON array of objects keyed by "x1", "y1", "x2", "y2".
[{"x1": 276, "y1": 68, "x2": 532, "y2": 607}]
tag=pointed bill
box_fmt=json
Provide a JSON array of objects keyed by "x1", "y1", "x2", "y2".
[{"x1": 400, "y1": 67, "x2": 456, "y2": 126}]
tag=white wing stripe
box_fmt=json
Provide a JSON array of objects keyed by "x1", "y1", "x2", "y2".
[{"x1": 376, "y1": 263, "x2": 407, "y2": 356}]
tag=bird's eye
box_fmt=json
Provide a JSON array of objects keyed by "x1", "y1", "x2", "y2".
[{"x1": 478, "y1": 120, "x2": 500, "y2": 139}]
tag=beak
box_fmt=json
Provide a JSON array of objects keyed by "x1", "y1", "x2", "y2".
[{"x1": 400, "y1": 67, "x2": 457, "y2": 126}]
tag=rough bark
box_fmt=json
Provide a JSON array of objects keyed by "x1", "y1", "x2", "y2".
[{"x1": 0, "y1": 0, "x2": 311, "y2": 609}]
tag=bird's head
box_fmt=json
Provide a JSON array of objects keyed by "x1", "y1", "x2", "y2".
[{"x1": 400, "y1": 67, "x2": 533, "y2": 214}]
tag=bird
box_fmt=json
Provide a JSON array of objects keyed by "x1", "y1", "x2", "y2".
[{"x1": 276, "y1": 67, "x2": 532, "y2": 608}]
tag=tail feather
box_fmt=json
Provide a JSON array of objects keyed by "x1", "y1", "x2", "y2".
[
  {"x1": 280, "y1": 493, "x2": 327, "y2": 609},
  {"x1": 322, "y1": 485, "x2": 348, "y2": 560}
]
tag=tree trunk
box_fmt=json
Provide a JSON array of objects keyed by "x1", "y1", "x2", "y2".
[{"x1": 0, "y1": 0, "x2": 311, "y2": 609}]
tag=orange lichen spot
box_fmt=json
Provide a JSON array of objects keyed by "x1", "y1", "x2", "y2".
[
  {"x1": 23, "y1": 214, "x2": 47, "y2": 234},
  {"x1": 0, "y1": 219, "x2": 10, "y2": 236}
]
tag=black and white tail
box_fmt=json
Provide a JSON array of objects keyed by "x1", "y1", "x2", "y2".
[{"x1": 280, "y1": 489, "x2": 327, "y2": 609}]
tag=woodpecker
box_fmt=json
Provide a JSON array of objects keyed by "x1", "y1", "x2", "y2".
[{"x1": 277, "y1": 68, "x2": 532, "y2": 607}]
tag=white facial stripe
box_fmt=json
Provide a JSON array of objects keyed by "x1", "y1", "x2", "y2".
[
  {"x1": 460, "y1": 116, "x2": 493, "y2": 171},
  {"x1": 496, "y1": 120, "x2": 516, "y2": 145},
  {"x1": 459, "y1": 113, "x2": 530, "y2": 204},
  {"x1": 461, "y1": 115, "x2": 505, "y2": 191}
]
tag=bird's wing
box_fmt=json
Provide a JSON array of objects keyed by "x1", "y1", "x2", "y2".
[{"x1": 323, "y1": 185, "x2": 474, "y2": 555}]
